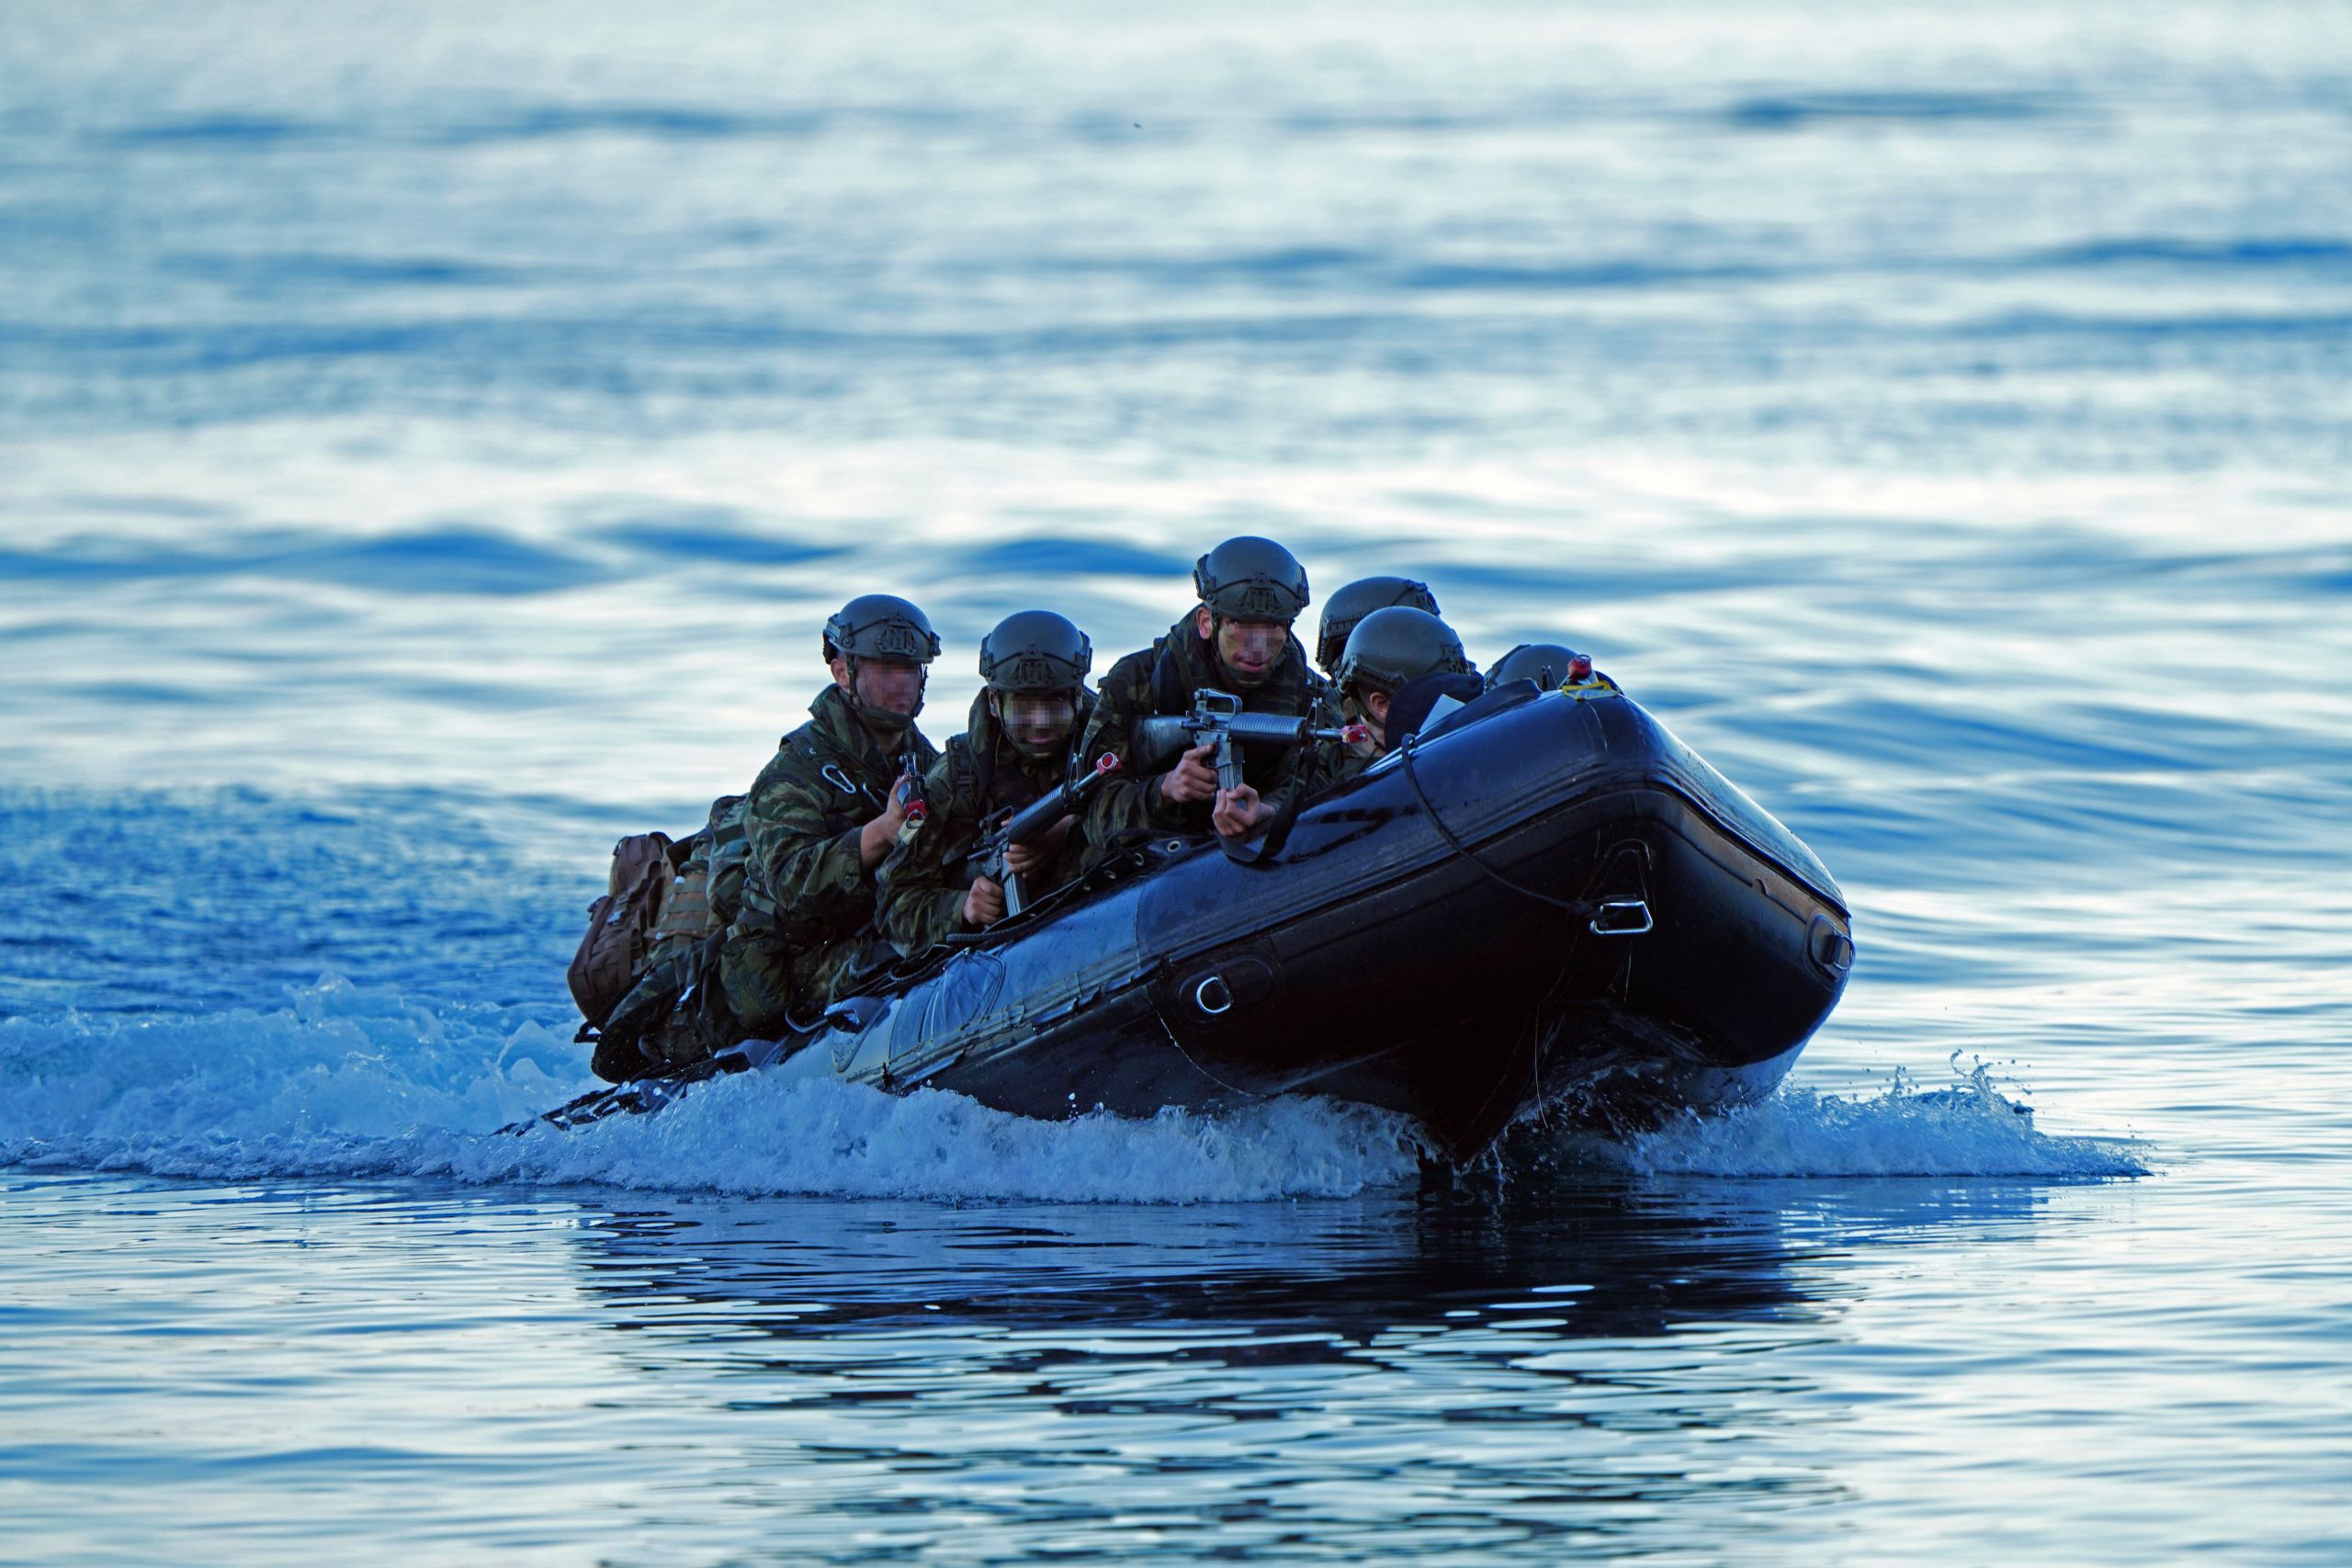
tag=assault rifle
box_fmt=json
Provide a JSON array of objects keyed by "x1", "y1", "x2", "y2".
[
  {"x1": 1133, "y1": 688, "x2": 1364, "y2": 794},
  {"x1": 970, "y1": 751, "x2": 1124, "y2": 917}
]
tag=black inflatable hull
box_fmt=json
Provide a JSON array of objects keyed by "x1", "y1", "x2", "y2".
[{"x1": 542, "y1": 690, "x2": 1853, "y2": 1160}]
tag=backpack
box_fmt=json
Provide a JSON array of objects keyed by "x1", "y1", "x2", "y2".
[
  {"x1": 566, "y1": 831, "x2": 676, "y2": 1030},
  {"x1": 578, "y1": 795, "x2": 752, "y2": 1079}
]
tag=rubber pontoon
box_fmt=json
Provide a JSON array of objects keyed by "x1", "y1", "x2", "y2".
[{"x1": 531, "y1": 683, "x2": 1855, "y2": 1160}]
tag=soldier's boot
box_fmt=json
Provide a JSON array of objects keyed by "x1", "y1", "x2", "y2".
[
  {"x1": 585, "y1": 959, "x2": 685, "y2": 1083},
  {"x1": 591, "y1": 1032, "x2": 654, "y2": 1085},
  {"x1": 805, "y1": 937, "x2": 892, "y2": 1015}
]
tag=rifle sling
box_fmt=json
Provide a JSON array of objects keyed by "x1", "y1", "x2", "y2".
[{"x1": 1216, "y1": 740, "x2": 1323, "y2": 867}]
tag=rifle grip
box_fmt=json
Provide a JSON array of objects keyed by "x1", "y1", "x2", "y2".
[{"x1": 1216, "y1": 735, "x2": 1242, "y2": 795}]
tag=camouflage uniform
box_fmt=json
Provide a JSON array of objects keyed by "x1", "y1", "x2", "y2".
[
  {"x1": 1074, "y1": 611, "x2": 1329, "y2": 852},
  {"x1": 718, "y1": 683, "x2": 939, "y2": 1035},
  {"x1": 876, "y1": 686, "x2": 1099, "y2": 955}
]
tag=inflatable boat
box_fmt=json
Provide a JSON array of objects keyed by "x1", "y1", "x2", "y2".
[{"x1": 528, "y1": 682, "x2": 1854, "y2": 1160}]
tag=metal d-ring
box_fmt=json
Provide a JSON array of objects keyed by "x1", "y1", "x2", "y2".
[
  {"x1": 1193, "y1": 975, "x2": 1234, "y2": 1015},
  {"x1": 1589, "y1": 898, "x2": 1653, "y2": 937}
]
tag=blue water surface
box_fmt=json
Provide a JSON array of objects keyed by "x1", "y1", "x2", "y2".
[{"x1": 3, "y1": 2, "x2": 2349, "y2": 1562}]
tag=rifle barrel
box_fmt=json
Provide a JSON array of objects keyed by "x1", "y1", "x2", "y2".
[
  {"x1": 998, "y1": 787, "x2": 1070, "y2": 847},
  {"x1": 1219, "y1": 713, "x2": 1317, "y2": 745}
]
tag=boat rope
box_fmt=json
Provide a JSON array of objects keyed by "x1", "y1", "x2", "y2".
[
  {"x1": 1396, "y1": 734, "x2": 1601, "y2": 920},
  {"x1": 1151, "y1": 1011, "x2": 1270, "y2": 1099}
]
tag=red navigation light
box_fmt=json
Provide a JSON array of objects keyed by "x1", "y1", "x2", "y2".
[{"x1": 1569, "y1": 653, "x2": 1593, "y2": 681}]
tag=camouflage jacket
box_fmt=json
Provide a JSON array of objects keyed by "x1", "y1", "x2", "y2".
[
  {"x1": 731, "y1": 683, "x2": 939, "y2": 953},
  {"x1": 1074, "y1": 611, "x2": 1328, "y2": 847},
  {"x1": 876, "y1": 686, "x2": 1098, "y2": 955}
]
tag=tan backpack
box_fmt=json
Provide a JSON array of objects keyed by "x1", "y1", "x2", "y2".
[{"x1": 566, "y1": 831, "x2": 676, "y2": 1029}]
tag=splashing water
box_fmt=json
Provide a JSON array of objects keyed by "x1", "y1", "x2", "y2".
[
  {"x1": 0, "y1": 976, "x2": 1429, "y2": 1201},
  {"x1": 1571, "y1": 1059, "x2": 2147, "y2": 1181},
  {"x1": 1, "y1": 973, "x2": 2142, "y2": 1202}
]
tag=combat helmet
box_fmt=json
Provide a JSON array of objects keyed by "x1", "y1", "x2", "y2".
[
  {"x1": 1485, "y1": 642, "x2": 1587, "y2": 692},
  {"x1": 978, "y1": 610, "x2": 1092, "y2": 694},
  {"x1": 1317, "y1": 575, "x2": 1440, "y2": 672},
  {"x1": 1334, "y1": 606, "x2": 1471, "y2": 698},
  {"x1": 823, "y1": 594, "x2": 942, "y2": 665},
  {"x1": 1193, "y1": 536, "x2": 1310, "y2": 624}
]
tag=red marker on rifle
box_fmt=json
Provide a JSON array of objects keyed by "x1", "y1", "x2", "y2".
[{"x1": 894, "y1": 754, "x2": 928, "y2": 843}]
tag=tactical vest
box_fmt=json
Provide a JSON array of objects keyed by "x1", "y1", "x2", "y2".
[
  {"x1": 732, "y1": 716, "x2": 922, "y2": 941},
  {"x1": 1147, "y1": 624, "x2": 1325, "y2": 718},
  {"x1": 649, "y1": 795, "x2": 748, "y2": 964}
]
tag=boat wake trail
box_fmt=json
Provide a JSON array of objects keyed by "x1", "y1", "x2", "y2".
[
  {"x1": 1, "y1": 978, "x2": 2141, "y2": 1200},
  {"x1": 0, "y1": 976, "x2": 1423, "y2": 1202}
]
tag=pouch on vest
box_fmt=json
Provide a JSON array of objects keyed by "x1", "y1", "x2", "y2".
[
  {"x1": 567, "y1": 831, "x2": 675, "y2": 1031},
  {"x1": 650, "y1": 795, "x2": 747, "y2": 964}
]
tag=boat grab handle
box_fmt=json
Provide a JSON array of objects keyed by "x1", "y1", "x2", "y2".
[{"x1": 1590, "y1": 899, "x2": 1653, "y2": 937}]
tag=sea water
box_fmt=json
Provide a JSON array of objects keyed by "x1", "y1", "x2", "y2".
[{"x1": 3, "y1": 2, "x2": 2347, "y2": 1562}]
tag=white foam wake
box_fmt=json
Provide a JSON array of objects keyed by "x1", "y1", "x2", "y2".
[
  {"x1": 1555, "y1": 1062, "x2": 2147, "y2": 1179},
  {"x1": 3, "y1": 979, "x2": 2145, "y2": 1200},
  {"x1": 0, "y1": 976, "x2": 1424, "y2": 1203}
]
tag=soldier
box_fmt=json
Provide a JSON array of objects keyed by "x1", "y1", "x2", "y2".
[
  {"x1": 1485, "y1": 642, "x2": 1622, "y2": 694},
  {"x1": 1318, "y1": 605, "x2": 1481, "y2": 782},
  {"x1": 718, "y1": 594, "x2": 944, "y2": 1037},
  {"x1": 1075, "y1": 536, "x2": 1323, "y2": 847},
  {"x1": 877, "y1": 611, "x2": 1098, "y2": 952}
]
